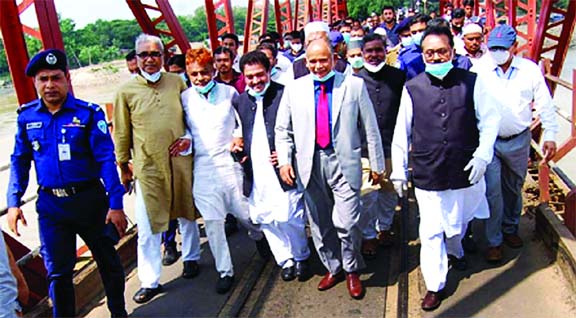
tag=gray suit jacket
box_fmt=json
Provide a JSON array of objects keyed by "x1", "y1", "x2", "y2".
[{"x1": 275, "y1": 72, "x2": 385, "y2": 191}]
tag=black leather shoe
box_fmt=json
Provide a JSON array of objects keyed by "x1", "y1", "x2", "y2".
[
  {"x1": 162, "y1": 245, "x2": 180, "y2": 266},
  {"x1": 255, "y1": 237, "x2": 272, "y2": 260},
  {"x1": 462, "y1": 235, "x2": 478, "y2": 254},
  {"x1": 133, "y1": 284, "x2": 163, "y2": 304},
  {"x1": 448, "y1": 255, "x2": 467, "y2": 271},
  {"x1": 281, "y1": 265, "x2": 296, "y2": 281},
  {"x1": 216, "y1": 275, "x2": 234, "y2": 294},
  {"x1": 295, "y1": 260, "x2": 310, "y2": 281},
  {"x1": 182, "y1": 260, "x2": 200, "y2": 279},
  {"x1": 224, "y1": 214, "x2": 238, "y2": 236}
]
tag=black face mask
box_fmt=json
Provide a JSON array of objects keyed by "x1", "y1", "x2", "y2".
[{"x1": 452, "y1": 24, "x2": 462, "y2": 32}]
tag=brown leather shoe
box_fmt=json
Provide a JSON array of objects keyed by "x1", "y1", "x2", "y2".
[
  {"x1": 421, "y1": 290, "x2": 442, "y2": 311},
  {"x1": 346, "y1": 272, "x2": 364, "y2": 299},
  {"x1": 485, "y1": 245, "x2": 503, "y2": 263},
  {"x1": 377, "y1": 230, "x2": 394, "y2": 247},
  {"x1": 361, "y1": 239, "x2": 378, "y2": 259},
  {"x1": 317, "y1": 272, "x2": 344, "y2": 291},
  {"x1": 503, "y1": 233, "x2": 523, "y2": 248}
]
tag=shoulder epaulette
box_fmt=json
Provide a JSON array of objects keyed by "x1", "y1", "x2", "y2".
[
  {"x1": 75, "y1": 99, "x2": 102, "y2": 112},
  {"x1": 17, "y1": 100, "x2": 39, "y2": 114}
]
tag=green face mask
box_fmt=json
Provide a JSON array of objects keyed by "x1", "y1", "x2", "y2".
[
  {"x1": 424, "y1": 60, "x2": 454, "y2": 79},
  {"x1": 349, "y1": 56, "x2": 364, "y2": 69}
]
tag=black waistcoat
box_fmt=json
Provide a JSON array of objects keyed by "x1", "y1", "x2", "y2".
[
  {"x1": 232, "y1": 81, "x2": 296, "y2": 196},
  {"x1": 407, "y1": 68, "x2": 479, "y2": 191},
  {"x1": 355, "y1": 65, "x2": 406, "y2": 158}
]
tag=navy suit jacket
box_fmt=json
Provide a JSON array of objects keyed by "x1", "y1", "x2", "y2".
[{"x1": 232, "y1": 81, "x2": 296, "y2": 196}]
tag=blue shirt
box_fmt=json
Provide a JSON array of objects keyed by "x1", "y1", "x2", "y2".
[
  {"x1": 380, "y1": 22, "x2": 400, "y2": 46},
  {"x1": 7, "y1": 94, "x2": 125, "y2": 209},
  {"x1": 283, "y1": 50, "x2": 305, "y2": 63},
  {"x1": 399, "y1": 45, "x2": 473, "y2": 80},
  {"x1": 314, "y1": 76, "x2": 334, "y2": 149}
]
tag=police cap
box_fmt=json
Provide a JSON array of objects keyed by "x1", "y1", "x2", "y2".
[
  {"x1": 396, "y1": 17, "x2": 413, "y2": 34},
  {"x1": 25, "y1": 49, "x2": 68, "y2": 77}
]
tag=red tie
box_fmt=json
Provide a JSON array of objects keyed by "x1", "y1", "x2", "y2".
[{"x1": 316, "y1": 83, "x2": 330, "y2": 148}]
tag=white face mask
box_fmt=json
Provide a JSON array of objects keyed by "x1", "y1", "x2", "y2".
[
  {"x1": 141, "y1": 71, "x2": 162, "y2": 83},
  {"x1": 292, "y1": 43, "x2": 303, "y2": 53},
  {"x1": 490, "y1": 49, "x2": 511, "y2": 65},
  {"x1": 363, "y1": 61, "x2": 386, "y2": 73},
  {"x1": 400, "y1": 36, "x2": 414, "y2": 47}
]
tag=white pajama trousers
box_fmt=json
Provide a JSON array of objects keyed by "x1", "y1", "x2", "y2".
[
  {"x1": 203, "y1": 219, "x2": 234, "y2": 278},
  {"x1": 135, "y1": 181, "x2": 201, "y2": 288},
  {"x1": 261, "y1": 219, "x2": 310, "y2": 268}
]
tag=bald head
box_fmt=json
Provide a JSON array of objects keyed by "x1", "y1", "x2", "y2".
[{"x1": 306, "y1": 38, "x2": 334, "y2": 79}]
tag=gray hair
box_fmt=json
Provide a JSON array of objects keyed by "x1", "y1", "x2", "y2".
[{"x1": 135, "y1": 33, "x2": 164, "y2": 52}]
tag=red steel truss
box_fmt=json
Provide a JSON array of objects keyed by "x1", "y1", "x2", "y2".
[
  {"x1": 244, "y1": 0, "x2": 270, "y2": 53},
  {"x1": 294, "y1": 0, "x2": 313, "y2": 31},
  {"x1": 205, "y1": 0, "x2": 235, "y2": 50},
  {"x1": 274, "y1": 0, "x2": 294, "y2": 37}
]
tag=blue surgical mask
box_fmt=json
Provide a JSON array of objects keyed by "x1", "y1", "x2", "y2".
[
  {"x1": 401, "y1": 36, "x2": 414, "y2": 47},
  {"x1": 312, "y1": 70, "x2": 336, "y2": 82},
  {"x1": 284, "y1": 40, "x2": 292, "y2": 50},
  {"x1": 194, "y1": 80, "x2": 215, "y2": 94},
  {"x1": 141, "y1": 71, "x2": 162, "y2": 83},
  {"x1": 424, "y1": 60, "x2": 453, "y2": 79},
  {"x1": 271, "y1": 67, "x2": 279, "y2": 76},
  {"x1": 179, "y1": 72, "x2": 188, "y2": 83},
  {"x1": 412, "y1": 32, "x2": 424, "y2": 46},
  {"x1": 342, "y1": 32, "x2": 351, "y2": 45},
  {"x1": 349, "y1": 56, "x2": 364, "y2": 69},
  {"x1": 247, "y1": 81, "x2": 271, "y2": 98}
]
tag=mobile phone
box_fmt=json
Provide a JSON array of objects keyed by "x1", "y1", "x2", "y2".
[
  {"x1": 104, "y1": 222, "x2": 120, "y2": 245},
  {"x1": 231, "y1": 150, "x2": 246, "y2": 162}
]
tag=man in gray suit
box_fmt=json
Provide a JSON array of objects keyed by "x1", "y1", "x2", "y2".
[{"x1": 275, "y1": 37, "x2": 385, "y2": 299}]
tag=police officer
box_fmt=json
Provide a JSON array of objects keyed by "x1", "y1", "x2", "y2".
[{"x1": 6, "y1": 49, "x2": 128, "y2": 318}]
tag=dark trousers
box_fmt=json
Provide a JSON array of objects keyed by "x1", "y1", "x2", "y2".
[
  {"x1": 36, "y1": 185, "x2": 126, "y2": 318},
  {"x1": 162, "y1": 219, "x2": 179, "y2": 249}
]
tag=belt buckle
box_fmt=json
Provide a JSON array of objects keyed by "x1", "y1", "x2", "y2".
[{"x1": 52, "y1": 188, "x2": 69, "y2": 197}]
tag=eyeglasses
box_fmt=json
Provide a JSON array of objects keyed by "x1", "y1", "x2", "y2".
[
  {"x1": 423, "y1": 48, "x2": 452, "y2": 60},
  {"x1": 136, "y1": 51, "x2": 162, "y2": 59}
]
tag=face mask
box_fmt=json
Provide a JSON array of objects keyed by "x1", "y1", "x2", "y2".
[
  {"x1": 350, "y1": 36, "x2": 363, "y2": 42},
  {"x1": 271, "y1": 67, "x2": 279, "y2": 76},
  {"x1": 247, "y1": 81, "x2": 271, "y2": 98},
  {"x1": 193, "y1": 80, "x2": 215, "y2": 94},
  {"x1": 342, "y1": 33, "x2": 351, "y2": 45},
  {"x1": 424, "y1": 60, "x2": 454, "y2": 79},
  {"x1": 349, "y1": 56, "x2": 364, "y2": 69},
  {"x1": 141, "y1": 71, "x2": 162, "y2": 83},
  {"x1": 312, "y1": 70, "x2": 336, "y2": 82},
  {"x1": 179, "y1": 72, "x2": 188, "y2": 83},
  {"x1": 412, "y1": 32, "x2": 424, "y2": 46},
  {"x1": 401, "y1": 36, "x2": 414, "y2": 47},
  {"x1": 490, "y1": 49, "x2": 511, "y2": 65},
  {"x1": 292, "y1": 43, "x2": 303, "y2": 53},
  {"x1": 131, "y1": 73, "x2": 139, "y2": 79},
  {"x1": 284, "y1": 40, "x2": 292, "y2": 50},
  {"x1": 363, "y1": 61, "x2": 386, "y2": 73}
]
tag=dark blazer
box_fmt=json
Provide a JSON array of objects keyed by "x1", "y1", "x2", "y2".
[{"x1": 232, "y1": 81, "x2": 296, "y2": 196}]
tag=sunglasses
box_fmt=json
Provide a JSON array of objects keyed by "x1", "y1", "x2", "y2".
[{"x1": 136, "y1": 51, "x2": 162, "y2": 58}]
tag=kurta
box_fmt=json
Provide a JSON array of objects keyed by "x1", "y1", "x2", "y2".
[
  {"x1": 390, "y1": 72, "x2": 501, "y2": 238},
  {"x1": 248, "y1": 96, "x2": 302, "y2": 224},
  {"x1": 181, "y1": 82, "x2": 245, "y2": 221},
  {"x1": 113, "y1": 73, "x2": 196, "y2": 233}
]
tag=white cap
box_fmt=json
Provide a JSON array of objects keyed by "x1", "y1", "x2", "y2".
[
  {"x1": 373, "y1": 27, "x2": 388, "y2": 41},
  {"x1": 304, "y1": 21, "x2": 330, "y2": 37},
  {"x1": 462, "y1": 23, "x2": 483, "y2": 36}
]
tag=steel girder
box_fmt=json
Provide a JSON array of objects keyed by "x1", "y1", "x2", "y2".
[
  {"x1": 205, "y1": 0, "x2": 235, "y2": 50},
  {"x1": 274, "y1": 0, "x2": 294, "y2": 36},
  {"x1": 244, "y1": 0, "x2": 270, "y2": 53},
  {"x1": 125, "y1": 0, "x2": 190, "y2": 54}
]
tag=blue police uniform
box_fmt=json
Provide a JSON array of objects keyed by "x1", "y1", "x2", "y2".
[
  {"x1": 398, "y1": 44, "x2": 473, "y2": 80},
  {"x1": 7, "y1": 93, "x2": 127, "y2": 317}
]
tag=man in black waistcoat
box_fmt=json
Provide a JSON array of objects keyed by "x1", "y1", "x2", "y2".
[
  {"x1": 390, "y1": 25, "x2": 500, "y2": 311},
  {"x1": 232, "y1": 51, "x2": 311, "y2": 282},
  {"x1": 354, "y1": 33, "x2": 406, "y2": 258}
]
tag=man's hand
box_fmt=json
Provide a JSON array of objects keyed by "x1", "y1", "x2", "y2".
[
  {"x1": 7, "y1": 207, "x2": 26, "y2": 237},
  {"x1": 464, "y1": 157, "x2": 488, "y2": 184},
  {"x1": 106, "y1": 209, "x2": 128, "y2": 239},
  {"x1": 380, "y1": 178, "x2": 396, "y2": 193},
  {"x1": 368, "y1": 171, "x2": 382, "y2": 186},
  {"x1": 542, "y1": 141, "x2": 557, "y2": 162},
  {"x1": 279, "y1": 164, "x2": 296, "y2": 186},
  {"x1": 119, "y1": 163, "x2": 133, "y2": 193},
  {"x1": 230, "y1": 137, "x2": 244, "y2": 152},
  {"x1": 169, "y1": 138, "x2": 191, "y2": 157},
  {"x1": 269, "y1": 151, "x2": 279, "y2": 167}
]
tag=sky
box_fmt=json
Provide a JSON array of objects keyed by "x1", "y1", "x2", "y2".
[{"x1": 21, "y1": 0, "x2": 246, "y2": 28}]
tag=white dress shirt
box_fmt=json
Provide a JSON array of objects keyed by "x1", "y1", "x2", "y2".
[{"x1": 472, "y1": 55, "x2": 559, "y2": 141}]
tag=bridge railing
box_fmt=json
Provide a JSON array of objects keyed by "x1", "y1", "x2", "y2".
[{"x1": 535, "y1": 58, "x2": 576, "y2": 236}]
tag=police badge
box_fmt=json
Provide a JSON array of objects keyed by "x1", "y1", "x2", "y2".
[
  {"x1": 46, "y1": 53, "x2": 57, "y2": 65},
  {"x1": 97, "y1": 120, "x2": 108, "y2": 134},
  {"x1": 32, "y1": 140, "x2": 40, "y2": 151}
]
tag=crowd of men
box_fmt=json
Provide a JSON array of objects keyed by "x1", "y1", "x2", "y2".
[{"x1": 2, "y1": 1, "x2": 559, "y2": 316}]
